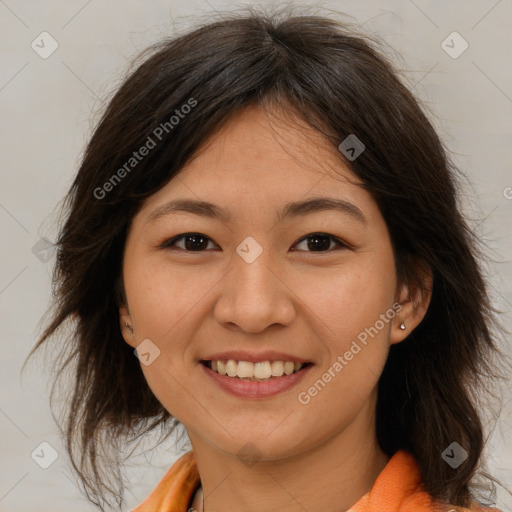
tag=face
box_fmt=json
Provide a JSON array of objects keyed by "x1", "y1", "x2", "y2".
[{"x1": 120, "y1": 104, "x2": 428, "y2": 461}]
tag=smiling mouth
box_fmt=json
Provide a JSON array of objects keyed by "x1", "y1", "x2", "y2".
[{"x1": 200, "y1": 360, "x2": 313, "y2": 381}]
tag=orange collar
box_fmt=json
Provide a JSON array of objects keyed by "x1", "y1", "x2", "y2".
[{"x1": 131, "y1": 449, "x2": 495, "y2": 512}]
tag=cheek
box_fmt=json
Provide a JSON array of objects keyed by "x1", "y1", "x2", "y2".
[
  {"x1": 296, "y1": 259, "x2": 395, "y2": 346},
  {"x1": 123, "y1": 255, "x2": 211, "y2": 405},
  {"x1": 125, "y1": 256, "x2": 205, "y2": 339}
]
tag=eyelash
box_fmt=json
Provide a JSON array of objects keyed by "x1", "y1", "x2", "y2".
[{"x1": 159, "y1": 232, "x2": 351, "y2": 253}]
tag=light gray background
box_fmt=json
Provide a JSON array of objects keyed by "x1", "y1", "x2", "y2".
[{"x1": 1, "y1": 1, "x2": 511, "y2": 511}]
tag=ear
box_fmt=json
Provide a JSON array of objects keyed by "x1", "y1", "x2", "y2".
[
  {"x1": 390, "y1": 263, "x2": 433, "y2": 345},
  {"x1": 119, "y1": 304, "x2": 136, "y2": 348}
]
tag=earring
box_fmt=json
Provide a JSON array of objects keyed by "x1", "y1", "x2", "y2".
[
  {"x1": 399, "y1": 322, "x2": 406, "y2": 330},
  {"x1": 124, "y1": 322, "x2": 133, "y2": 332}
]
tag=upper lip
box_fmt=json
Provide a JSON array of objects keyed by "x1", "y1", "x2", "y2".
[{"x1": 200, "y1": 350, "x2": 312, "y2": 364}]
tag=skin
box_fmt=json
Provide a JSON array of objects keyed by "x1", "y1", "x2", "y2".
[{"x1": 119, "y1": 103, "x2": 432, "y2": 512}]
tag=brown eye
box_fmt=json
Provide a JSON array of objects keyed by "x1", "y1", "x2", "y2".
[
  {"x1": 161, "y1": 233, "x2": 216, "y2": 251},
  {"x1": 292, "y1": 233, "x2": 348, "y2": 252}
]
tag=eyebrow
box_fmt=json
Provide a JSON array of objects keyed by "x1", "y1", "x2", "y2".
[{"x1": 145, "y1": 196, "x2": 367, "y2": 226}]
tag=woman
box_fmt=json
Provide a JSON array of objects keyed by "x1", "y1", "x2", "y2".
[{"x1": 26, "y1": 6, "x2": 509, "y2": 512}]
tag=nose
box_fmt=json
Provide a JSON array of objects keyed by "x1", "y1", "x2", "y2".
[{"x1": 213, "y1": 244, "x2": 296, "y2": 333}]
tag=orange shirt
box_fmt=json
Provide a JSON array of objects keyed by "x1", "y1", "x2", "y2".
[{"x1": 131, "y1": 449, "x2": 499, "y2": 512}]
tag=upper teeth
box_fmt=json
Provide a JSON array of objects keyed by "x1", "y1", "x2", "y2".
[{"x1": 210, "y1": 360, "x2": 303, "y2": 379}]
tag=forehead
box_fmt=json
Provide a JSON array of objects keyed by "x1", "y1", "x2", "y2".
[
  {"x1": 179, "y1": 103, "x2": 359, "y2": 185},
  {"x1": 134, "y1": 104, "x2": 380, "y2": 228}
]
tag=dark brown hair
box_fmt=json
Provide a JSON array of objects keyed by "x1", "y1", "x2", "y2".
[{"x1": 24, "y1": 5, "x2": 510, "y2": 511}]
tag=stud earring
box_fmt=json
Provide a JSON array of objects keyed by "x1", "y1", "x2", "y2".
[
  {"x1": 124, "y1": 322, "x2": 133, "y2": 333},
  {"x1": 399, "y1": 322, "x2": 406, "y2": 330}
]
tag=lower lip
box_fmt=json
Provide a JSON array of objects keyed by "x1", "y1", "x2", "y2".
[{"x1": 200, "y1": 362, "x2": 313, "y2": 399}]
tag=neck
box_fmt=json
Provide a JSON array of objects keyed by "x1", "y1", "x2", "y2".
[{"x1": 187, "y1": 401, "x2": 389, "y2": 512}]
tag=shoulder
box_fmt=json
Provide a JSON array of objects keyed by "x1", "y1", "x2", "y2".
[{"x1": 130, "y1": 450, "x2": 200, "y2": 512}]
